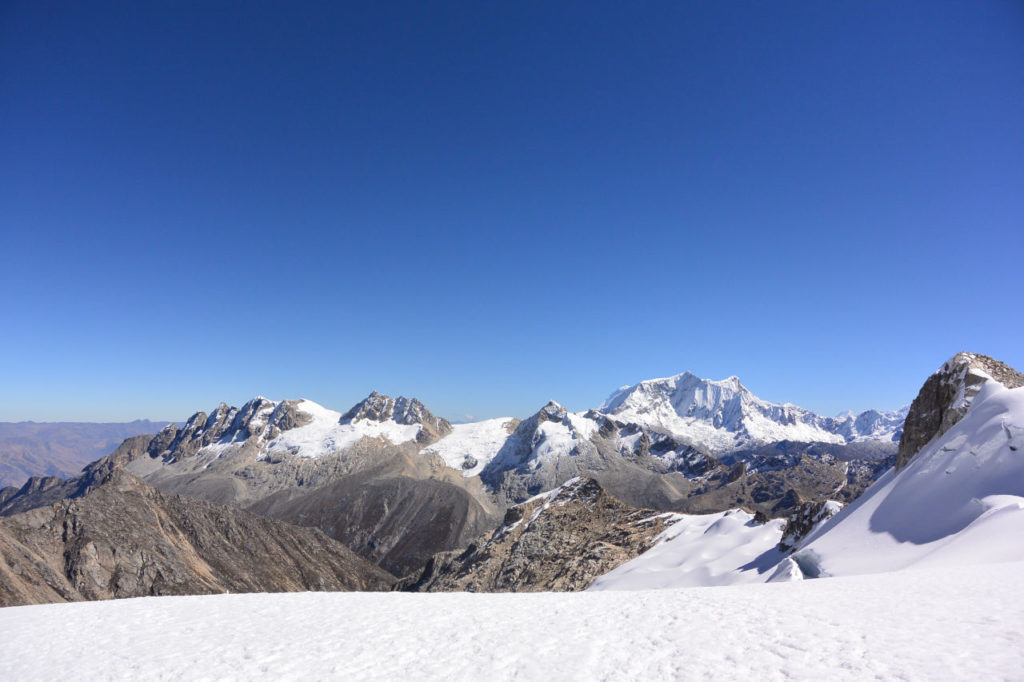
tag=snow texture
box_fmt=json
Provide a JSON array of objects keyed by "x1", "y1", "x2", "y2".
[
  {"x1": 1, "y1": 562, "x2": 1021, "y2": 681},
  {"x1": 794, "y1": 381, "x2": 1024, "y2": 577},
  {"x1": 589, "y1": 509, "x2": 786, "y2": 589},
  {"x1": 422, "y1": 417, "x2": 518, "y2": 476},
  {"x1": 259, "y1": 399, "x2": 421, "y2": 460}
]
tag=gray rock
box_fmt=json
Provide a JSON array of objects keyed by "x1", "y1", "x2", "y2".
[
  {"x1": 397, "y1": 478, "x2": 675, "y2": 592},
  {"x1": 340, "y1": 392, "x2": 453, "y2": 444},
  {"x1": 897, "y1": 353, "x2": 1024, "y2": 469}
]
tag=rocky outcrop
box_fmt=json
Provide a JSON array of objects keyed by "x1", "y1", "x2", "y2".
[
  {"x1": 778, "y1": 499, "x2": 843, "y2": 553},
  {"x1": 0, "y1": 435, "x2": 156, "y2": 516},
  {"x1": 897, "y1": 353, "x2": 1024, "y2": 469},
  {"x1": 154, "y1": 398, "x2": 311, "y2": 463},
  {"x1": 0, "y1": 469, "x2": 394, "y2": 607},
  {"x1": 341, "y1": 392, "x2": 453, "y2": 445},
  {"x1": 397, "y1": 478, "x2": 675, "y2": 592}
]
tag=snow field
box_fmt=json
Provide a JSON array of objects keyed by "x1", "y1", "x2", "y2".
[
  {"x1": 590, "y1": 509, "x2": 787, "y2": 589},
  {"x1": 260, "y1": 399, "x2": 421, "y2": 460},
  {"x1": 2, "y1": 562, "x2": 1022, "y2": 681},
  {"x1": 421, "y1": 418, "x2": 517, "y2": 476}
]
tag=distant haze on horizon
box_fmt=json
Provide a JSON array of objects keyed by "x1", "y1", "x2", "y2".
[{"x1": 1, "y1": 2, "x2": 1021, "y2": 423}]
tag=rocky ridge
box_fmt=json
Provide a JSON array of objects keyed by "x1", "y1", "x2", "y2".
[
  {"x1": 397, "y1": 478, "x2": 679, "y2": 592},
  {"x1": 341, "y1": 392, "x2": 453, "y2": 444},
  {"x1": 1, "y1": 379, "x2": 907, "y2": 578},
  {"x1": 0, "y1": 468, "x2": 394, "y2": 607}
]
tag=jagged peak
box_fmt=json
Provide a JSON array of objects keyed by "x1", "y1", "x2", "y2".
[
  {"x1": 339, "y1": 391, "x2": 396, "y2": 424},
  {"x1": 941, "y1": 352, "x2": 1024, "y2": 389},
  {"x1": 599, "y1": 370, "x2": 753, "y2": 413},
  {"x1": 535, "y1": 400, "x2": 568, "y2": 423},
  {"x1": 339, "y1": 392, "x2": 451, "y2": 437}
]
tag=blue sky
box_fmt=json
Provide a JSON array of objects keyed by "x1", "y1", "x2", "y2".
[{"x1": 1, "y1": 1, "x2": 1022, "y2": 422}]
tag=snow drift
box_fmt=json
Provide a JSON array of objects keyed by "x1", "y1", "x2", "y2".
[{"x1": 790, "y1": 367, "x2": 1024, "y2": 577}]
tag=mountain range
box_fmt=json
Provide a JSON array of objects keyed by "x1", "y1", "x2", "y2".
[
  {"x1": 1, "y1": 371, "x2": 905, "y2": 577},
  {"x1": 3, "y1": 353, "x2": 1020, "y2": 607}
]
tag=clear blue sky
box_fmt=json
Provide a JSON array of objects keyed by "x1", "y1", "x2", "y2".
[{"x1": 1, "y1": 1, "x2": 1022, "y2": 422}]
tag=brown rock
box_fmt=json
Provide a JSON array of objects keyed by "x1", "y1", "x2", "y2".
[{"x1": 0, "y1": 469, "x2": 394, "y2": 607}]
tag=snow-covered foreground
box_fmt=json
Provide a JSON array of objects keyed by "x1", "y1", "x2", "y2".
[{"x1": 3, "y1": 562, "x2": 1022, "y2": 681}]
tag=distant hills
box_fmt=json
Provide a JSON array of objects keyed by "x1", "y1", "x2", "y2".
[{"x1": 0, "y1": 420, "x2": 175, "y2": 488}]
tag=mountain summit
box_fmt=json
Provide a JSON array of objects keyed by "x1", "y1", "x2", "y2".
[
  {"x1": 340, "y1": 392, "x2": 452, "y2": 443},
  {"x1": 598, "y1": 371, "x2": 905, "y2": 453}
]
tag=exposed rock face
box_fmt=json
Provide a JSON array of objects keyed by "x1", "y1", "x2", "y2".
[
  {"x1": 0, "y1": 487, "x2": 16, "y2": 507},
  {"x1": 244, "y1": 451, "x2": 499, "y2": 577},
  {"x1": 1, "y1": 400, "x2": 499, "y2": 579},
  {"x1": 0, "y1": 469, "x2": 394, "y2": 607},
  {"x1": 397, "y1": 478, "x2": 675, "y2": 592},
  {"x1": 155, "y1": 398, "x2": 311, "y2": 463},
  {"x1": 897, "y1": 353, "x2": 1024, "y2": 469},
  {"x1": 778, "y1": 499, "x2": 843, "y2": 553},
  {"x1": 0, "y1": 435, "x2": 155, "y2": 516},
  {"x1": 341, "y1": 392, "x2": 453, "y2": 445}
]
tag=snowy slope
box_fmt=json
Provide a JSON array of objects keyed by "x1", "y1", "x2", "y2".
[
  {"x1": 589, "y1": 509, "x2": 786, "y2": 589},
  {"x1": 480, "y1": 401, "x2": 601, "y2": 477},
  {"x1": 158, "y1": 398, "x2": 425, "y2": 464},
  {"x1": 791, "y1": 380, "x2": 1024, "y2": 577},
  {"x1": 2, "y1": 562, "x2": 1022, "y2": 681},
  {"x1": 260, "y1": 399, "x2": 421, "y2": 460},
  {"x1": 421, "y1": 417, "x2": 517, "y2": 476}
]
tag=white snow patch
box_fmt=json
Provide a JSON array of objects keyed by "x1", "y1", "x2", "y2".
[
  {"x1": 421, "y1": 418, "x2": 515, "y2": 477},
  {"x1": 259, "y1": 399, "x2": 421, "y2": 460}
]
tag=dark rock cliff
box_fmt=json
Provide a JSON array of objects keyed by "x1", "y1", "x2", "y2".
[{"x1": 897, "y1": 353, "x2": 1024, "y2": 469}]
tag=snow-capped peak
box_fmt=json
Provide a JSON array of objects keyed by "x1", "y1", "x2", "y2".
[
  {"x1": 538, "y1": 400, "x2": 568, "y2": 422},
  {"x1": 599, "y1": 371, "x2": 748, "y2": 414},
  {"x1": 597, "y1": 370, "x2": 905, "y2": 452},
  {"x1": 150, "y1": 395, "x2": 434, "y2": 465},
  {"x1": 339, "y1": 392, "x2": 451, "y2": 436},
  {"x1": 597, "y1": 371, "x2": 844, "y2": 451}
]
